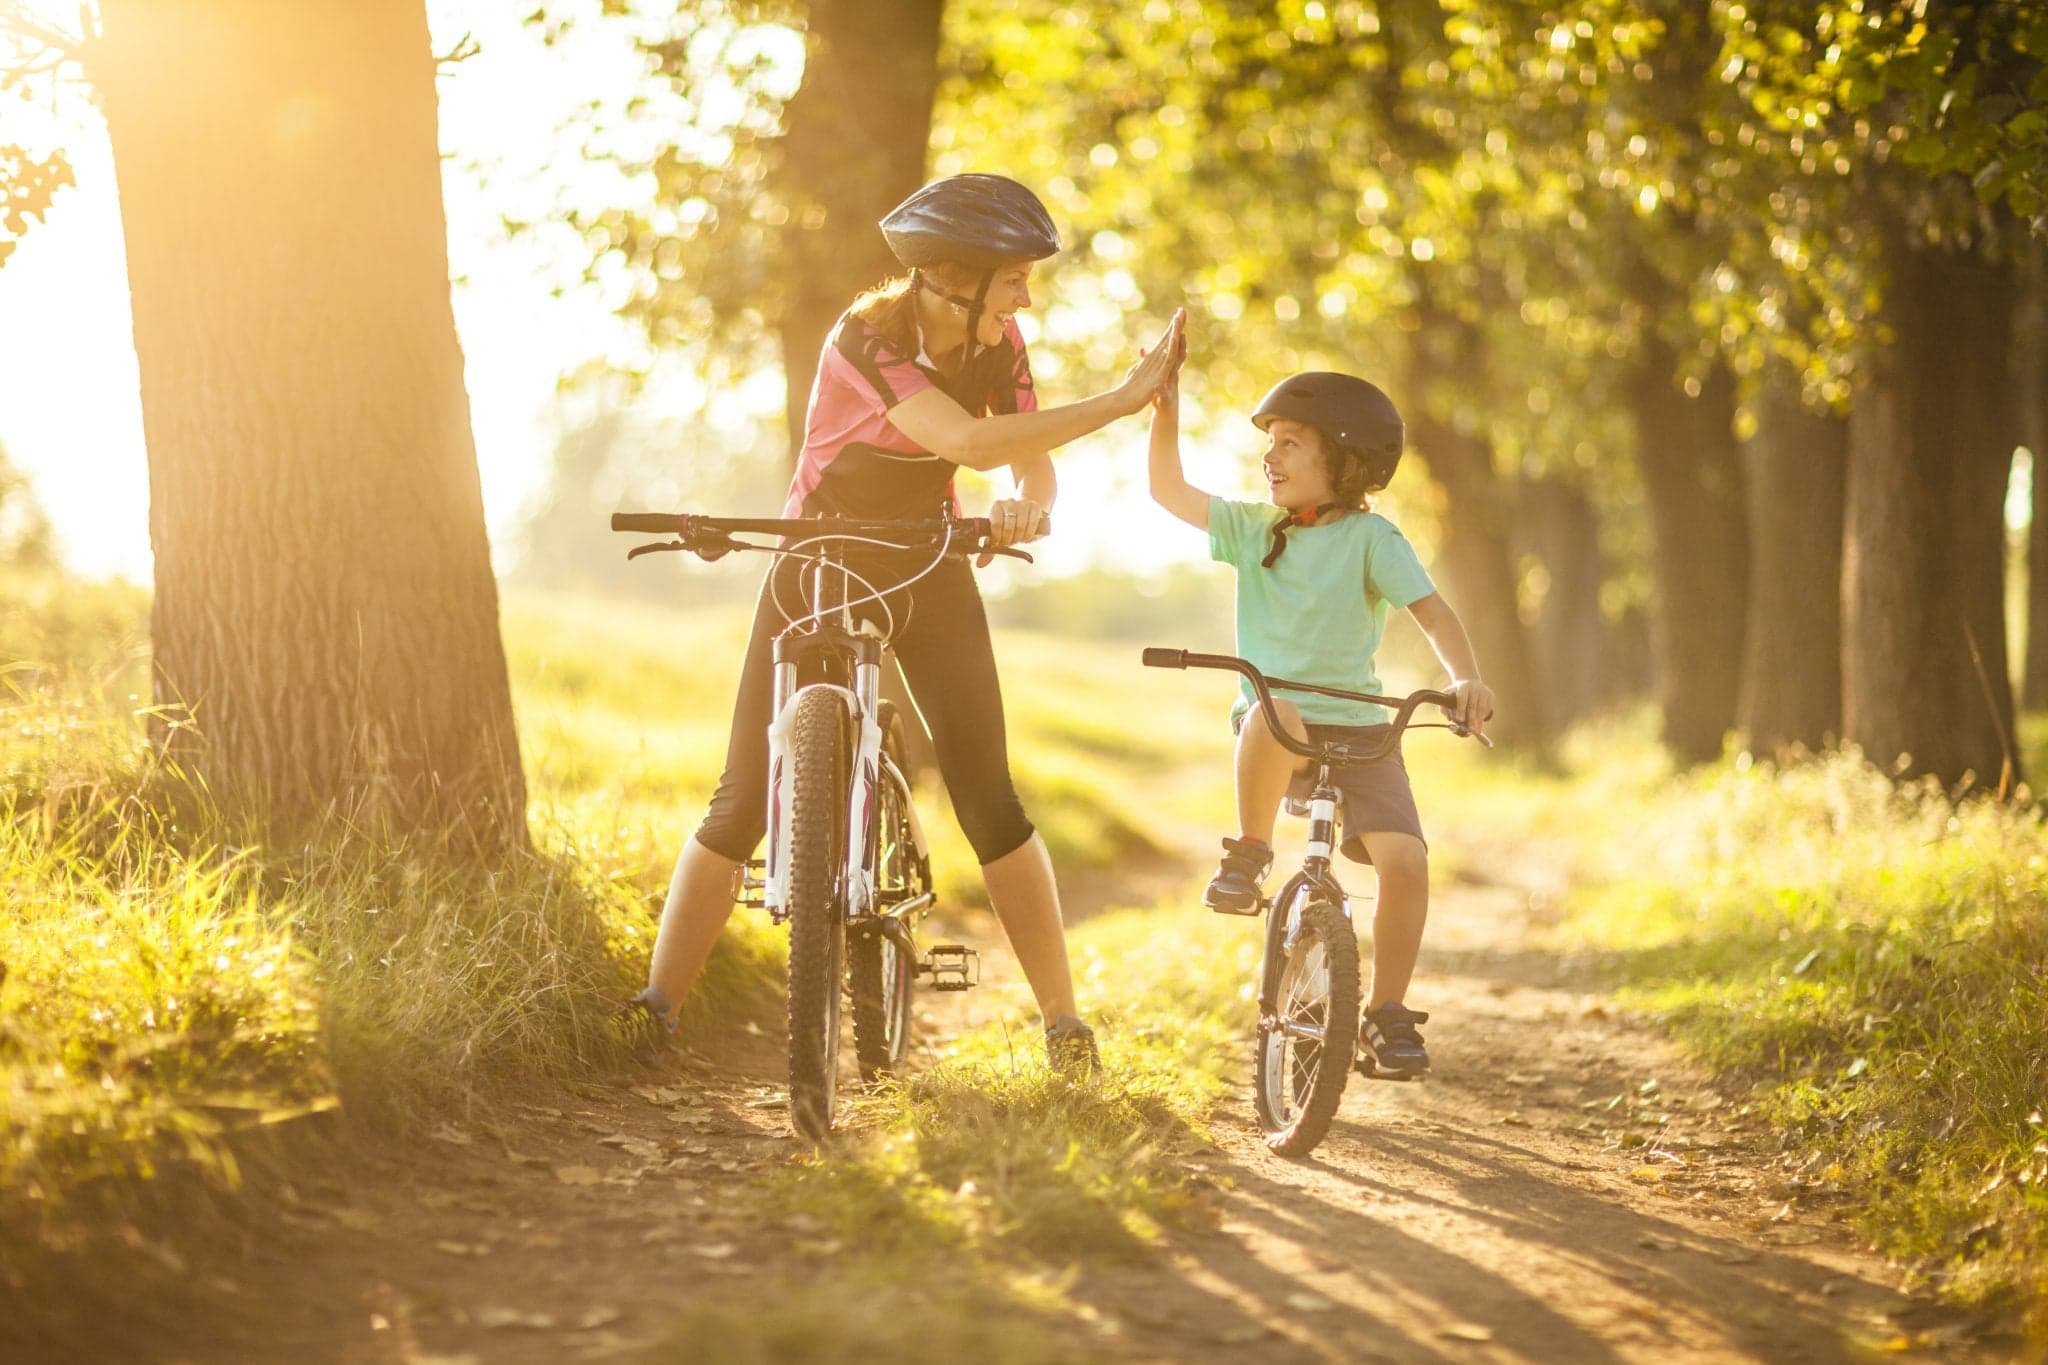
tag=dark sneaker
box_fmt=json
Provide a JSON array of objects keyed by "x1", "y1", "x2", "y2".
[
  {"x1": 1045, "y1": 1014, "x2": 1101, "y2": 1078},
  {"x1": 1203, "y1": 836, "x2": 1273, "y2": 915},
  {"x1": 1359, "y1": 1002, "x2": 1430, "y2": 1078},
  {"x1": 616, "y1": 984, "x2": 679, "y2": 1045}
]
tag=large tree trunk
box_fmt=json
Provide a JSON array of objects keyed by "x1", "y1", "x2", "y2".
[
  {"x1": 1628, "y1": 350, "x2": 1750, "y2": 764},
  {"x1": 1737, "y1": 376, "x2": 1848, "y2": 755},
  {"x1": 1519, "y1": 477, "x2": 1607, "y2": 730},
  {"x1": 1844, "y1": 224, "x2": 2019, "y2": 792},
  {"x1": 772, "y1": 0, "x2": 944, "y2": 462},
  {"x1": 2020, "y1": 237, "x2": 2048, "y2": 711},
  {"x1": 97, "y1": 0, "x2": 526, "y2": 845}
]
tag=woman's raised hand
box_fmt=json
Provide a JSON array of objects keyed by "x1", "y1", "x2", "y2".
[{"x1": 1118, "y1": 308, "x2": 1187, "y2": 414}]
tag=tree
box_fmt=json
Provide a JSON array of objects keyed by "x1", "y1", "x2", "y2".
[
  {"x1": 94, "y1": 0, "x2": 526, "y2": 843},
  {"x1": 544, "y1": 0, "x2": 944, "y2": 462}
]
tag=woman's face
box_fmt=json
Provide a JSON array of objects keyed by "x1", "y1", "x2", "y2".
[
  {"x1": 1260, "y1": 419, "x2": 1336, "y2": 511},
  {"x1": 933, "y1": 261, "x2": 1036, "y2": 348}
]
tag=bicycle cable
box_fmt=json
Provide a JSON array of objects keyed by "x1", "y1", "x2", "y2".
[{"x1": 767, "y1": 525, "x2": 963, "y2": 644}]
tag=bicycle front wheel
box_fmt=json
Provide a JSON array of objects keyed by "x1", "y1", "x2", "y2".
[
  {"x1": 786, "y1": 687, "x2": 849, "y2": 1141},
  {"x1": 851, "y1": 707, "x2": 921, "y2": 1079},
  {"x1": 1253, "y1": 882, "x2": 1360, "y2": 1156}
]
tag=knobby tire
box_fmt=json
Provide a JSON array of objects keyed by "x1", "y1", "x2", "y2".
[
  {"x1": 786, "y1": 689, "x2": 849, "y2": 1142},
  {"x1": 850, "y1": 713, "x2": 921, "y2": 1079},
  {"x1": 1253, "y1": 889, "x2": 1360, "y2": 1157}
]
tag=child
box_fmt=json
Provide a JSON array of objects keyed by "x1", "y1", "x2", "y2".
[{"x1": 1146, "y1": 340, "x2": 1494, "y2": 1077}]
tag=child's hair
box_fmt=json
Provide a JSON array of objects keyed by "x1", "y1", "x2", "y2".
[{"x1": 1322, "y1": 432, "x2": 1402, "y2": 509}]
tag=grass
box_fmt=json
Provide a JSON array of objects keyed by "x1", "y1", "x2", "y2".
[
  {"x1": 701, "y1": 897, "x2": 1254, "y2": 1360},
  {"x1": 0, "y1": 573, "x2": 1229, "y2": 1321}
]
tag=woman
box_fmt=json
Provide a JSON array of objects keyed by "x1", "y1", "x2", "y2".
[{"x1": 629, "y1": 173, "x2": 1183, "y2": 1071}]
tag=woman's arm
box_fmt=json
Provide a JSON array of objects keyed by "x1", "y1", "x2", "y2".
[
  {"x1": 1405, "y1": 591, "x2": 1496, "y2": 737},
  {"x1": 887, "y1": 312, "x2": 1185, "y2": 472},
  {"x1": 1147, "y1": 335, "x2": 1208, "y2": 529},
  {"x1": 1014, "y1": 451, "x2": 1055, "y2": 513}
]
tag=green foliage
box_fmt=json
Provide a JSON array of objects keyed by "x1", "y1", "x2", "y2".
[{"x1": 0, "y1": 143, "x2": 74, "y2": 271}]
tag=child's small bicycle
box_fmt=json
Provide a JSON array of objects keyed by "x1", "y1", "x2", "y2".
[{"x1": 1140, "y1": 647, "x2": 1490, "y2": 1156}]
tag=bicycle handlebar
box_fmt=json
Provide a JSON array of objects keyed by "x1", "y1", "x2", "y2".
[
  {"x1": 610, "y1": 510, "x2": 1046, "y2": 563},
  {"x1": 1141, "y1": 647, "x2": 1486, "y2": 762}
]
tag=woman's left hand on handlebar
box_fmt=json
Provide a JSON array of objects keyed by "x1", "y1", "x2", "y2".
[{"x1": 1446, "y1": 678, "x2": 1496, "y2": 739}]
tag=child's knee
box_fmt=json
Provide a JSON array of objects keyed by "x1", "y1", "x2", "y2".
[{"x1": 1370, "y1": 835, "x2": 1429, "y2": 888}]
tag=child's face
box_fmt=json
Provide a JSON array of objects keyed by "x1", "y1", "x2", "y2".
[{"x1": 1260, "y1": 419, "x2": 1335, "y2": 511}]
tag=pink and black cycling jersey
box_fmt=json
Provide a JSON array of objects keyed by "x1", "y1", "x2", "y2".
[{"x1": 782, "y1": 311, "x2": 1038, "y2": 519}]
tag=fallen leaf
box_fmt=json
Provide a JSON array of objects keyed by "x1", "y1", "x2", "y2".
[
  {"x1": 1761, "y1": 1226, "x2": 1822, "y2": 1247},
  {"x1": 692, "y1": 1243, "x2": 739, "y2": 1259},
  {"x1": 430, "y1": 1124, "x2": 473, "y2": 1146},
  {"x1": 554, "y1": 1165, "x2": 602, "y2": 1185},
  {"x1": 1631, "y1": 1165, "x2": 1668, "y2": 1183},
  {"x1": 632, "y1": 1085, "x2": 690, "y2": 1106},
  {"x1": 434, "y1": 1241, "x2": 489, "y2": 1258},
  {"x1": 475, "y1": 1307, "x2": 556, "y2": 1330},
  {"x1": 599, "y1": 1135, "x2": 663, "y2": 1160},
  {"x1": 1283, "y1": 1292, "x2": 1333, "y2": 1313},
  {"x1": 1636, "y1": 1234, "x2": 1680, "y2": 1252},
  {"x1": 1438, "y1": 1323, "x2": 1495, "y2": 1342},
  {"x1": 503, "y1": 1149, "x2": 550, "y2": 1169}
]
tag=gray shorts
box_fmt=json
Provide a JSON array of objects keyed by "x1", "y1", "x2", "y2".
[{"x1": 1236, "y1": 717, "x2": 1427, "y2": 865}]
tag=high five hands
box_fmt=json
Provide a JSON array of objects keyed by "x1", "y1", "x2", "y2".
[{"x1": 1120, "y1": 308, "x2": 1188, "y2": 414}]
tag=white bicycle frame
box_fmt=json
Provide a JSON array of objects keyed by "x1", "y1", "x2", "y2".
[{"x1": 760, "y1": 548, "x2": 931, "y2": 925}]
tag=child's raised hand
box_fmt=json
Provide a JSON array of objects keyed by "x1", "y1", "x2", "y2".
[{"x1": 1120, "y1": 308, "x2": 1187, "y2": 414}]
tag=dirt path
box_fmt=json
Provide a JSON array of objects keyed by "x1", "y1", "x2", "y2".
[{"x1": 67, "y1": 859, "x2": 2016, "y2": 1365}]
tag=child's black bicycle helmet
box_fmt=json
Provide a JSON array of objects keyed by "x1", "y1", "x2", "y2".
[{"x1": 1252, "y1": 372, "x2": 1406, "y2": 491}]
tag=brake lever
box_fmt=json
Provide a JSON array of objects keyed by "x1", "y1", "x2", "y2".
[{"x1": 626, "y1": 540, "x2": 688, "y2": 560}]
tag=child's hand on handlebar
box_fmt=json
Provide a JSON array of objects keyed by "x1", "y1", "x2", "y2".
[{"x1": 1443, "y1": 679, "x2": 1495, "y2": 739}]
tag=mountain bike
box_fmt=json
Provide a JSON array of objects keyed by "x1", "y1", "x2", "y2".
[
  {"x1": 614, "y1": 509, "x2": 1037, "y2": 1140},
  {"x1": 1140, "y1": 647, "x2": 1489, "y2": 1157}
]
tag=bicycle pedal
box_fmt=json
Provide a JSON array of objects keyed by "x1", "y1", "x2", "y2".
[
  {"x1": 918, "y1": 944, "x2": 979, "y2": 992},
  {"x1": 737, "y1": 859, "x2": 768, "y2": 911}
]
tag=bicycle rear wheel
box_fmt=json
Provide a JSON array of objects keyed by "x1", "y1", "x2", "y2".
[
  {"x1": 851, "y1": 706, "x2": 922, "y2": 1079},
  {"x1": 1253, "y1": 881, "x2": 1360, "y2": 1156},
  {"x1": 786, "y1": 687, "x2": 849, "y2": 1141}
]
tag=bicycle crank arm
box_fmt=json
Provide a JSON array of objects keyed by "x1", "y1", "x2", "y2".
[{"x1": 1261, "y1": 1015, "x2": 1328, "y2": 1044}]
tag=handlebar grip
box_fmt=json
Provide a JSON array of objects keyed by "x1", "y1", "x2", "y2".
[
  {"x1": 1141, "y1": 648, "x2": 1188, "y2": 669},
  {"x1": 612, "y1": 512, "x2": 686, "y2": 534}
]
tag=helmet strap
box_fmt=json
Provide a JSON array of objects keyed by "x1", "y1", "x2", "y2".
[
  {"x1": 1262, "y1": 501, "x2": 1348, "y2": 568},
  {"x1": 913, "y1": 267, "x2": 997, "y2": 373}
]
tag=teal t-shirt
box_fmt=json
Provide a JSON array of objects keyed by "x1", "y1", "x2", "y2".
[{"x1": 1208, "y1": 496, "x2": 1436, "y2": 727}]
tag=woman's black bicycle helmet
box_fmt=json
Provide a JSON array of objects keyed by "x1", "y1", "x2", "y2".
[
  {"x1": 880, "y1": 173, "x2": 1060, "y2": 269},
  {"x1": 1252, "y1": 371, "x2": 1406, "y2": 491},
  {"x1": 879, "y1": 174, "x2": 1059, "y2": 369}
]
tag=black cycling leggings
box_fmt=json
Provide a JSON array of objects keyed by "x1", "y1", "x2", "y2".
[{"x1": 693, "y1": 552, "x2": 1035, "y2": 866}]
